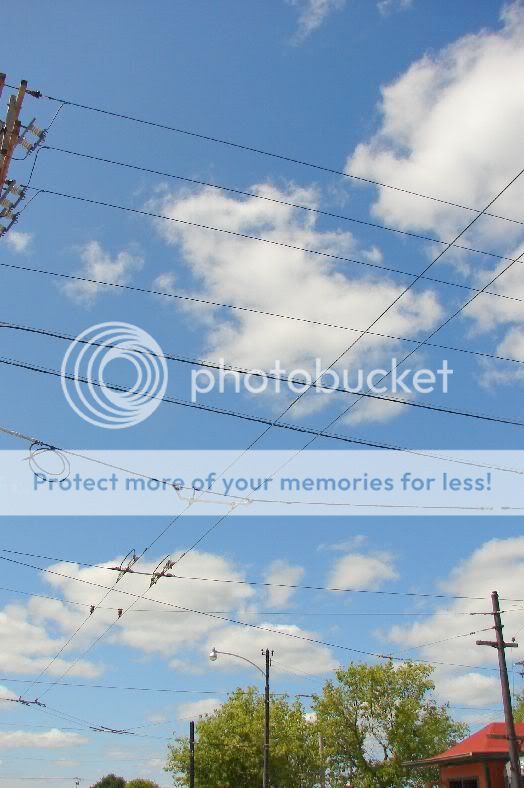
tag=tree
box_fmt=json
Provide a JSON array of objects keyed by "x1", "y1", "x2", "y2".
[
  {"x1": 166, "y1": 686, "x2": 321, "y2": 787},
  {"x1": 126, "y1": 781, "x2": 161, "y2": 787},
  {"x1": 313, "y1": 661, "x2": 468, "y2": 788},
  {"x1": 514, "y1": 691, "x2": 524, "y2": 723},
  {"x1": 92, "y1": 776, "x2": 126, "y2": 788}
]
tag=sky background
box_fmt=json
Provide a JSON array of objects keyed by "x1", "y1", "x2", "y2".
[{"x1": 1, "y1": 0, "x2": 524, "y2": 785}]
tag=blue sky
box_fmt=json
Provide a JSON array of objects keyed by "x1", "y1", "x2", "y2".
[{"x1": 1, "y1": 0, "x2": 524, "y2": 784}]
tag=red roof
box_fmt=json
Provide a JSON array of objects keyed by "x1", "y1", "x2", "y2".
[{"x1": 427, "y1": 723, "x2": 524, "y2": 764}]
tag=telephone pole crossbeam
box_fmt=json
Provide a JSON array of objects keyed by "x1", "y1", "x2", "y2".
[{"x1": 477, "y1": 591, "x2": 522, "y2": 788}]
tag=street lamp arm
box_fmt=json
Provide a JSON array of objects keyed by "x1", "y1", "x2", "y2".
[{"x1": 213, "y1": 649, "x2": 265, "y2": 677}]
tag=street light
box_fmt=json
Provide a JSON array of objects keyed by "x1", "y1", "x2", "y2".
[{"x1": 209, "y1": 646, "x2": 272, "y2": 788}]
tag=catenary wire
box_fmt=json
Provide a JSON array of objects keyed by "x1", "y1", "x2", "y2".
[
  {"x1": 0, "y1": 422, "x2": 516, "y2": 515},
  {"x1": 0, "y1": 553, "x2": 507, "y2": 672},
  {"x1": 3, "y1": 548, "x2": 524, "y2": 604}
]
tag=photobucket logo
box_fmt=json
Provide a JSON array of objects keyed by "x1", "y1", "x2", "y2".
[
  {"x1": 191, "y1": 358, "x2": 453, "y2": 402},
  {"x1": 61, "y1": 322, "x2": 168, "y2": 429}
]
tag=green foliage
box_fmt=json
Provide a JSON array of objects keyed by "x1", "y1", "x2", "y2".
[
  {"x1": 313, "y1": 661, "x2": 468, "y2": 788},
  {"x1": 166, "y1": 686, "x2": 321, "y2": 787},
  {"x1": 166, "y1": 663, "x2": 467, "y2": 788},
  {"x1": 126, "y1": 781, "x2": 161, "y2": 787},
  {"x1": 92, "y1": 776, "x2": 126, "y2": 788},
  {"x1": 514, "y1": 691, "x2": 524, "y2": 723}
]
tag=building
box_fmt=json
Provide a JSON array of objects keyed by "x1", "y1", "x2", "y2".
[{"x1": 408, "y1": 722, "x2": 524, "y2": 788}]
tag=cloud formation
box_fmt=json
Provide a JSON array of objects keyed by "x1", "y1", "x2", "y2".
[
  {"x1": 385, "y1": 536, "x2": 524, "y2": 708},
  {"x1": 289, "y1": 0, "x2": 348, "y2": 44},
  {"x1": 4, "y1": 230, "x2": 32, "y2": 253},
  {"x1": 153, "y1": 182, "x2": 442, "y2": 424},
  {"x1": 62, "y1": 240, "x2": 143, "y2": 304},
  {"x1": 347, "y1": 4, "x2": 524, "y2": 254},
  {"x1": 0, "y1": 728, "x2": 88, "y2": 749},
  {"x1": 327, "y1": 550, "x2": 398, "y2": 589}
]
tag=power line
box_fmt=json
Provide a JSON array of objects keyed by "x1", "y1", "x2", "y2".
[
  {"x1": 3, "y1": 551, "x2": 519, "y2": 616},
  {"x1": 3, "y1": 259, "x2": 524, "y2": 371},
  {"x1": 0, "y1": 577, "x2": 494, "y2": 616},
  {"x1": 3, "y1": 319, "x2": 524, "y2": 430},
  {"x1": 16, "y1": 83, "x2": 522, "y2": 228},
  {"x1": 0, "y1": 677, "x2": 224, "y2": 695},
  {"x1": 4, "y1": 358, "x2": 524, "y2": 480},
  {"x1": 0, "y1": 553, "x2": 506, "y2": 673},
  {"x1": 17, "y1": 182, "x2": 524, "y2": 278},
  {"x1": 0, "y1": 424, "x2": 512, "y2": 521},
  {"x1": 3, "y1": 549, "x2": 524, "y2": 604},
  {"x1": 30, "y1": 144, "x2": 524, "y2": 262}
]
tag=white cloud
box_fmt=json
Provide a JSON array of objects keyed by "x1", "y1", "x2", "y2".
[
  {"x1": 328, "y1": 550, "x2": 399, "y2": 589},
  {"x1": 435, "y1": 672, "x2": 500, "y2": 708},
  {"x1": 343, "y1": 394, "x2": 409, "y2": 425},
  {"x1": 153, "y1": 183, "x2": 442, "y2": 424},
  {"x1": 5, "y1": 551, "x2": 337, "y2": 681},
  {"x1": 377, "y1": 0, "x2": 413, "y2": 15},
  {"x1": 0, "y1": 728, "x2": 87, "y2": 749},
  {"x1": 4, "y1": 230, "x2": 32, "y2": 253},
  {"x1": 347, "y1": 4, "x2": 524, "y2": 254},
  {"x1": 318, "y1": 535, "x2": 367, "y2": 552},
  {"x1": 289, "y1": 0, "x2": 348, "y2": 44},
  {"x1": 0, "y1": 602, "x2": 101, "y2": 678},
  {"x1": 62, "y1": 240, "x2": 144, "y2": 304},
  {"x1": 264, "y1": 560, "x2": 305, "y2": 607},
  {"x1": 43, "y1": 552, "x2": 255, "y2": 664},
  {"x1": 0, "y1": 685, "x2": 18, "y2": 703},
  {"x1": 207, "y1": 621, "x2": 338, "y2": 675},
  {"x1": 177, "y1": 698, "x2": 222, "y2": 720},
  {"x1": 385, "y1": 536, "x2": 524, "y2": 709}
]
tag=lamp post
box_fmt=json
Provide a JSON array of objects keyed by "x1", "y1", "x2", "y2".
[{"x1": 210, "y1": 646, "x2": 271, "y2": 788}]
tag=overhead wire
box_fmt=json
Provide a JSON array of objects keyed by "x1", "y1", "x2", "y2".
[
  {"x1": 4, "y1": 259, "x2": 524, "y2": 372},
  {"x1": 12, "y1": 82, "x2": 522, "y2": 228},
  {"x1": 25, "y1": 144, "x2": 524, "y2": 261},
  {"x1": 0, "y1": 553, "x2": 508, "y2": 673},
  {"x1": 5, "y1": 83, "x2": 523, "y2": 718},
  {"x1": 14, "y1": 182, "x2": 524, "y2": 278},
  {"x1": 4, "y1": 356, "x2": 524, "y2": 480},
  {"x1": 2, "y1": 319, "x2": 524, "y2": 431}
]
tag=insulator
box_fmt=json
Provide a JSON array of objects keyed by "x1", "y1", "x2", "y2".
[
  {"x1": 27, "y1": 124, "x2": 43, "y2": 136},
  {"x1": 0, "y1": 197, "x2": 14, "y2": 208},
  {"x1": 6, "y1": 180, "x2": 25, "y2": 196},
  {"x1": 0, "y1": 207, "x2": 14, "y2": 219},
  {"x1": 17, "y1": 137, "x2": 33, "y2": 151}
]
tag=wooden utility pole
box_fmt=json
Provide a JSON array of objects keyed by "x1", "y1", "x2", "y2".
[
  {"x1": 0, "y1": 76, "x2": 44, "y2": 239},
  {"x1": 319, "y1": 732, "x2": 326, "y2": 788},
  {"x1": 263, "y1": 647, "x2": 271, "y2": 788},
  {"x1": 0, "y1": 79, "x2": 27, "y2": 192},
  {"x1": 477, "y1": 591, "x2": 522, "y2": 788},
  {"x1": 189, "y1": 719, "x2": 195, "y2": 788}
]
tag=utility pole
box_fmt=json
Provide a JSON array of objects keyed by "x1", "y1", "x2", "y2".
[
  {"x1": 263, "y1": 648, "x2": 271, "y2": 788},
  {"x1": 0, "y1": 76, "x2": 45, "y2": 238},
  {"x1": 0, "y1": 79, "x2": 26, "y2": 192},
  {"x1": 318, "y1": 732, "x2": 326, "y2": 788},
  {"x1": 477, "y1": 591, "x2": 522, "y2": 788},
  {"x1": 189, "y1": 719, "x2": 195, "y2": 788}
]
